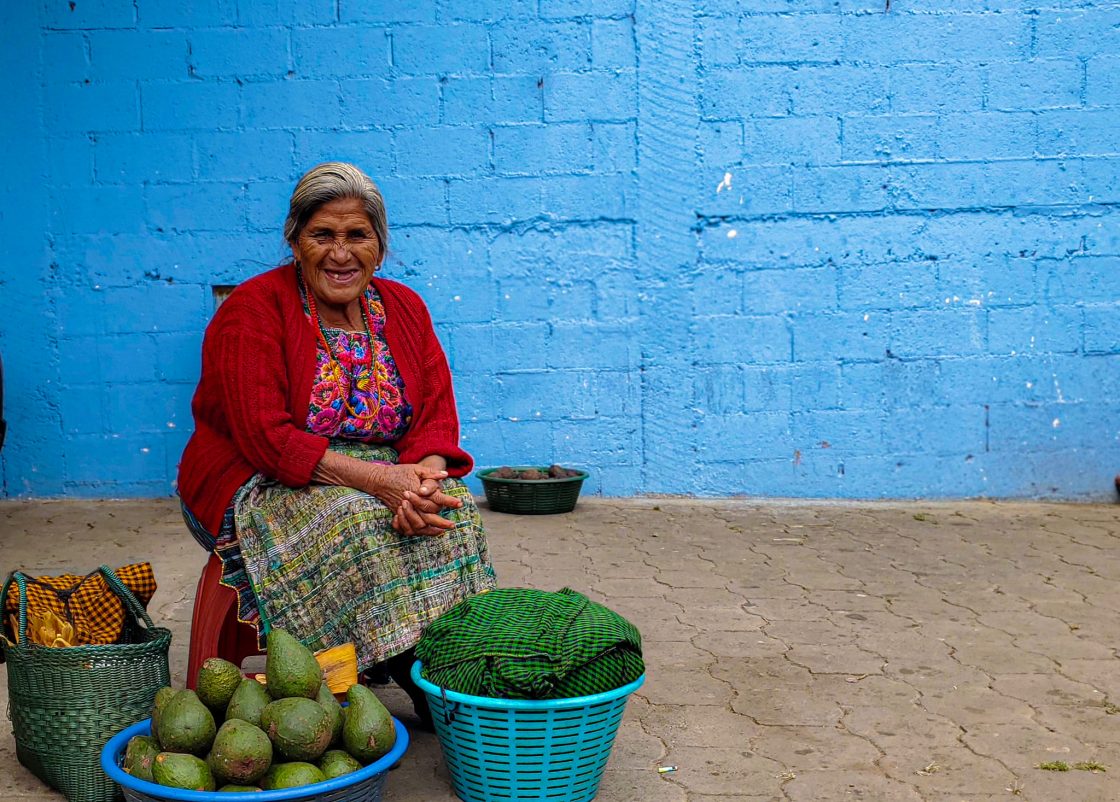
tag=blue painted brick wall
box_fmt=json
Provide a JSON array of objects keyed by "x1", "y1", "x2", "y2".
[{"x1": 2, "y1": 0, "x2": 1119, "y2": 500}]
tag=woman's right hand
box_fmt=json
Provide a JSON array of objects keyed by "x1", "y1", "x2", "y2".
[{"x1": 365, "y1": 463, "x2": 456, "y2": 536}]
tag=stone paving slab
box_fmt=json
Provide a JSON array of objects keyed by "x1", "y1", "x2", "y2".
[{"x1": 2, "y1": 497, "x2": 1120, "y2": 801}]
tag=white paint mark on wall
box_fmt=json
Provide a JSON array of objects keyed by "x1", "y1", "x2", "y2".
[
  {"x1": 453, "y1": 295, "x2": 461, "y2": 301},
  {"x1": 1052, "y1": 374, "x2": 1065, "y2": 403},
  {"x1": 727, "y1": 229, "x2": 738, "y2": 239},
  {"x1": 716, "y1": 172, "x2": 733, "y2": 193},
  {"x1": 1052, "y1": 418, "x2": 1061, "y2": 428}
]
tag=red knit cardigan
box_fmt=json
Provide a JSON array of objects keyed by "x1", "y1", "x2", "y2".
[{"x1": 177, "y1": 263, "x2": 472, "y2": 535}]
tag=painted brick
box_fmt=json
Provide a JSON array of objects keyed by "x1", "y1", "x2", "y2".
[
  {"x1": 793, "y1": 409, "x2": 883, "y2": 456},
  {"x1": 95, "y1": 133, "x2": 194, "y2": 183},
  {"x1": 377, "y1": 177, "x2": 448, "y2": 225},
  {"x1": 1083, "y1": 306, "x2": 1120, "y2": 355},
  {"x1": 439, "y1": 0, "x2": 537, "y2": 22},
  {"x1": 938, "y1": 112, "x2": 1036, "y2": 161},
  {"x1": 843, "y1": 11, "x2": 1030, "y2": 64},
  {"x1": 138, "y1": 0, "x2": 237, "y2": 27},
  {"x1": 540, "y1": 174, "x2": 634, "y2": 221},
  {"x1": 242, "y1": 79, "x2": 342, "y2": 130},
  {"x1": 695, "y1": 412, "x2": 793, "y2": 458},
  {"x1": 43, "y1": 32, "x2": 90, "y2": 82},
  {"x1": 548, "y1": 322, "x2": 636, "y2": 369},
  {"x1": 190, "y1": 28, "x2": 290, "y2": 79},
  {"x1": 738, "y1": 13, "x2": 842, "y2": 63},
  {"x1": 540, "y1": 0, "x2": 632, "y2": 19},
  {"x1": 47, "y1": 136, "x2": 95, "y2": 186},
  {"x1": 89, "y1": 29, "x2": 188, "y2": 81},
  {"x1": 700, "y1": 67, "x2": 790, "y2": 120},
  {"x1": 395, "y1": 126, "x2": 489, "y2": 177},
  {"x1": 838, "y1": 262, "x2": 939, "y2": 311},
  {"x1": 491, "y1": 21, "x2": 591, "y2": 72},
  {"x1": 697, "y1": 165, "x2": 791, "y2": 217},
  {"x1": 142, "y1": 80, "x2": 240, "y2": 131},
  {"x1": 691, "y1": 268, "x2": 744, "y2": 316},
  {"x1": 198, "y1": 130, "x2": 295, "y2": 181},
  {"x1": 743, "y1": 267, "x2": 837, "y2": 314},
  {"x1": 1046, "y1": 256, "x2": 1120, "y2": 305},
  {"x1": 392, "y1": 25, "x2": 490, "y2": 75},
  {"x1": 1035, "y1": 8, "x2": 1120, "y2": 59},
  {"x1": 545, "y1": 71, "x2": 637, "y2": 123},
  {"x1": 1036, "y1": 109, "x2": 1120, "y2": 157},
  {"x1": 66, "y1": 434, "x2": 169, "y2": 486},
  {"x1": 293, "y1": 130, "x2": 390, "y2": 179},
  {"x1": 153, "y1": 332, "x2": 204, "y2": 383},
  {"x1": 882, "y1": 405, "x2": 987, "y2": 455},
  {"x1": 1086, "y1": 56, "x2": 1120, "y2": 108},
  {"x1": 236, "y1": 0, "x2": 335, "y2": 26},
  {"x1": 889, "y1": 64, "x2": 983, "y2": 114},
  {"x1": 793, "y1": 311, "x2": 890, "y2": 362},
  {"x1": 591, "y1": 18, "x2": 636, "y2": 70},
  {"x1": 694, "y1": 314, "x2": 791, "y2": 364},
  {"x1": 842, "y1": 114, "x2": 939, "y2": 162},
  {"x1": 59, "y1": 384, "x2": 106, "y2": 435},
  {"x1": 890, "y1": 309, "x2": 987, "y2": 358},
  {"x1": 42, "y1": 0, "x2": 135, "y2": 29},
  {"x1": 591, "y1": 122, "x2": 636, "y2": 173},
  {"x1": 341, "y1": 78, "x2": 441, "y2": 127},
  {"x1": 45, "y1": 81, "x2": 139, "y2": 133},
  {"x1": 744, "y1": 116, "x2": 841, "y2": 166},
  {"x1": 698, "y1": 121, "x2": 743, "y2": 170},
  {"x1": 986, "y1": 60, "x2": 1083, "y2": 112},
  {"x1": 52, "y1": 185, "x2": 145, "y2": 235},
  {"x1": 146, "y1": 183, "x2": 245, "y2": 233},
  {"x1": 786, "y1": 65, "x2": 888, "y2": 117},
  {"x1": 339, "y1": 0, "x2": 437, "y2": 23},
  {"x1": 443, "y1": 76, "x2": 543, "y2": 125},
  {"x1": 494, "y1": 124, "x2": 593, "y2": 175},
  {"x1": 103, "y1": 285, "x2": 208, "y2": 334},
  {"x1": 698, "y1": 15, "x2": 741, "y2": 69},
  {"x1": 291, "y1": 26, "x2": 389, "y2": 79},
  {"x1": 791, "y1": 165, "x2": 890, "y2": 213},
  {"x1": 553, "y1": 417, "x2": 640, "y2": 462}
]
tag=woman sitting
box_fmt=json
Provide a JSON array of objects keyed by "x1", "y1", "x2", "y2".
[{"x1": 177, "y1": 162, "x2": 496, "y2": 724}]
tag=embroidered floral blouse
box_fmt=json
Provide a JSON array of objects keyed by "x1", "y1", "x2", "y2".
[{"x1": 302, "y1": 284, "x2": 413, "y2": 442}]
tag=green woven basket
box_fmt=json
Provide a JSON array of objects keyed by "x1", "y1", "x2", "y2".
[
  {"x1": 1, "y1": 565, "x2": 171, "y2": 802},
  {"x1": 477, "y1": 467, "x2": 589, "y2": 515}
]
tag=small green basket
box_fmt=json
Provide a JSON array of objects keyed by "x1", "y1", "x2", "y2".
[{"x1": 477, "y1": 466, "x2": 589, "y2": 515}]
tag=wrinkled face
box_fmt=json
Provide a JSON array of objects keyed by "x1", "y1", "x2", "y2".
[{"x1": 291, "y1": 197, "x2": 381, "y2": 311}]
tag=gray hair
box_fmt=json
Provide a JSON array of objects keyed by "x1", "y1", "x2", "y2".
[{"x1": 283, "y1": 162, "x2": 389, "y2": 262}]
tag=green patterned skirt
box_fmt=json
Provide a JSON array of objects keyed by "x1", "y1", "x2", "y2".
[{"x1": 233, "y1": 442, "x2": 496, "y2": 670}]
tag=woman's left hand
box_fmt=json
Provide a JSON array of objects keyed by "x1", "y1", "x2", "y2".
[{"x1": 392, "y1": 490, "x2": 458, "y2": 537}]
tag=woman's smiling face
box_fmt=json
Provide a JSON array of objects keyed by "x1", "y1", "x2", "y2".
[{"x1": 292, "y1": 197, "x2": 381, "y2": 313}]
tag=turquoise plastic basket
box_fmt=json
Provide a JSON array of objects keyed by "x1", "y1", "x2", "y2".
[{"x1": 411, "y1": 662, "x2": 644, "y2": 802}]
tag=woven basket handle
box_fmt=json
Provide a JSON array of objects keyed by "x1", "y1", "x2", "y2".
[
  {"x1": 0, "y1": 571, "x2": 32, "y2": 643},
  {"x1": 97, "y1": 565, "x2": 157, "y2": 631}
]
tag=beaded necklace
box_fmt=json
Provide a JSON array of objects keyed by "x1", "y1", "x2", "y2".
[{"x1": 298, "y1": 268, "x2": 382, "y2": 421}]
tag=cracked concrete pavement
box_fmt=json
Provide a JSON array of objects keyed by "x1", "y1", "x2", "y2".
[{"x1": 2, "y1": 497, "x2": 1120, "y2": 801}]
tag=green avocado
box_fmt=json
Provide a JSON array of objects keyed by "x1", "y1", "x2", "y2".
[
  {"x1": 316, "y1": 682, "x2": 343, "y2": 746},
  {"x1": 207, "y1": 718, "x2": 273, "y2": 786},
  {"x1": 265, "y1": 629, "x2": 322, "y2": 700},
  {"x1": 318, "y1": 748, "x2": 362, "y2": 779},
  {"x1": 150, "y1": 686, "x2": 178, "y2": 738},
  {"x1": 260, "y1": 761, "x2": 327, "y2": 789},
  {"x1": 342, "y1": 684, "x2": 395, "y2": 764},
  {"x1": 226, "y1": 678, "x2": 271, "y2": 728},
  {"x1": 260, "y1": 697, "x2": 333, "y2": 762},
  {"x1": 122, "y1": 735, "x2": 161, "y2": 782},
  {"x1": 197, "y1": 657, "x2": 243, "y2": 713},
  {"x1": 218, "y1": 785, "x2": 262, "y2": 792},
  {"x1": 152, "y1": 752, "x2": 216, "y2": 791},
  {"x1": 156, "y1": 689, "x2": 216, "y2": 756}
]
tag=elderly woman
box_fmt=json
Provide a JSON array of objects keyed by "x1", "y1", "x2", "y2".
[{"x1": 178, "y1": 162, "x2": 495, "y2": 724}]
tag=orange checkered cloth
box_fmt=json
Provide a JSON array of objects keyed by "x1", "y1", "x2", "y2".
[{"x1": 3, "y1": 563, "x2": 157, "y2": 646}]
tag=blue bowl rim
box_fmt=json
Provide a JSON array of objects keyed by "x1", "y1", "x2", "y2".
[
  {"x1": 411, "y1": 661, "x2": 644, "y2": 710},
  {"x1": 100, "y1": 714, "x2": 409, "y2": 801}
]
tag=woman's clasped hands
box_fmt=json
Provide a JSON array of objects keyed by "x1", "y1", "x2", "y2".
[{"x1": 367, "y1": 462, "x2": 463, "y2": 537}]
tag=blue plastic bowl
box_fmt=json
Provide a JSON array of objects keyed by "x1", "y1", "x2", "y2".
[
  {"x1": 412, "y1": 662, "x2": 644, "y2": 802},
  {"x1": 101, "y1": 715, "x2": 409, "y2": 802}
]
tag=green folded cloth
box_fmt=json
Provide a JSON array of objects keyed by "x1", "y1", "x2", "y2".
[{"x1": 416, "y1": 587, "x2": 644, "y2": 699}]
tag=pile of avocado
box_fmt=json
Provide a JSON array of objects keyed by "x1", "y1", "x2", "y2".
[{"x1": 121, "y1": 629, "x2": 397, "y2": 792}]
